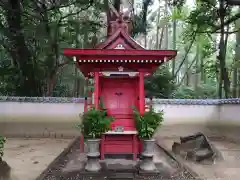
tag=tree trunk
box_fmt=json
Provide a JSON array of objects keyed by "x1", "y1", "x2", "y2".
[
  {"x1": 73, "y1": 23, "x2": 81, "y2": 97},
  {"x1": 234, "y1": 17, "x2": 240, "y2": 97},
  {"x1": 174, "y1": 36, "x2": 196, "y2": 79},
  {"x1": 184, "y1": 47, "x2": 189, "y2": 86},
  {"x1": 39, "y1": 1, "x2": 60, "y2": 96},
  {"x1": 164, "y1": 0, "x2": 168, "y2": 49},
  {"x1": 194, "y1": 37, "x2": 200, "y2": 90},
  {"x1": 144, "y1": 34, "x2": 147, "y2": 48},
  {"x1": 218, "y1": 0, "x2": 230, "y2": 98},
  {"x1": 172, "y1": 10, "x2": 176, "y2": 78},
  {"x1": 159, "y1": 28, "x2": 165, "y2": 49},
  {"x1": 238, "y1": 68, "x2": 240, "y2": 97},
  {"x1": 73, "y1": 66, "x2": 78, "y2": 97},
  {"x1": 200, "y1": 55, "x2": 205, "y2": 83},
  {"x1": 6, "y1": 0, "x2": 42, "y2": 96},
  {"x1": 155, "y1": 4, "x2": 161, "y2": 49}
]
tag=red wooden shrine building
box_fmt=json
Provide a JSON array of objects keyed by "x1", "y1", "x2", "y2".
[{"x1": 64, "y1": 8, "x2": 177, "y2": 160}]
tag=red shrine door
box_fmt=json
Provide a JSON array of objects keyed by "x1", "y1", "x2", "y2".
[{"x1": 101, "y1": 78, "x2": 137, "y2": 130}]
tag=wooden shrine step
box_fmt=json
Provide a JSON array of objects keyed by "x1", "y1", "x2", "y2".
[
  {"x1": 111, "y1": 114, "x2": 133, "y2": 118},
  {"x1": 101, "y1": 131, "x2": 139, "y2": 160}
]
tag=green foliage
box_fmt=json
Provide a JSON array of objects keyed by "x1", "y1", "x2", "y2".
[
  {"x1": 197, "y1": 35, "x2": 216, "y2": 59},
  {"x1": 52, "y1": 84, "x2": 71, "y2": 97},
  {"x1": 173, "y1": 83, "x2": 217, "y2": 99},
  {"x1": 0, "y1": 0, "x2": 103, "y2": 96},
  {"x1": 0, "y1": 0, "x2": 238, "y2": 98},
  {"x1": 0, "y1": 136, "x2": 6, "y2": 160},
  {"x1": 76, "y1": 107, "x2": 114, "y2": 139},
  {"x1": 145, "y1": 65, "x2": 175, "y2": 98},
  {"x1": 131, "y1": 0, "x2": 153, "y2": 37},
  {"x1": 133, "y1": 107, "x2": 164, "y2": 139},
  {"x1": 186, "y1": 1, "x2": 218, "y2": 33},
  {"x1": 131, "y1": 14, "x2": 150, "y2": 37},
  {"x1": 171, "y1": 6, "x2": 189, "y2": 21}
]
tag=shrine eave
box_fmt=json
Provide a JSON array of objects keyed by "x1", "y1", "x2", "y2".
[{"x1": 64, "y1": 49, "x2": 177, "y2": 62}]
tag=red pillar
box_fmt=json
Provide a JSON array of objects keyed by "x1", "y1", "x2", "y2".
[
  {"x1": 139, "y1": 71, "x2": 145, "y2": 115},
  {"x1": 94, "y1": 71, "x2": 99, "y2": 109}
]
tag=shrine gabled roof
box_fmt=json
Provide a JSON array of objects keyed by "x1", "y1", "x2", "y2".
[
  {"x1": 95, "y1": 29, "x2": 144, "y2": 50},
  {"x1": 63, "y1": 48, "x2": 177, "y2": 77}
]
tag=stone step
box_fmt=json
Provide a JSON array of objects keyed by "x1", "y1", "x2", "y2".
[{"x1": 108, "y1": 172, "x2": 134, "y2": 180}]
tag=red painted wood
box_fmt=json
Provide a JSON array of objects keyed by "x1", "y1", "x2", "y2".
[
  {"x1": 138, "y1": 137, "x2": 143, "y2": 153},
  {"x1": 84, "y1": 98, "x2": 87, "y2": 112},
  {"x1": 111, "y1": 118, "x2": 135, "y2": 131},
  {"x1": 64, "y1": 48, "x2": 177, "y2": 59},
  {"x1": 101, "y1": 78, "x2": 137, "y2": 130},
  {"x1": 105, "y1": 144, "x2": 132, "y2": 153},
  {"x1": 79, "y1": 63, "x2": 159, "y2": 77},
  {"x1": 102, "y1": 133, "x2": 139, "y2": 159},
  {"x1": 105, "y1": 37, "x2": 132, "y2": 49},
  {"x1": 105, "y1": 135, "x2": 133, "y2": 141},
  {"x1": 133, "y1": 134, "x2": 137, "y2": 160},
  {"x1": 95, "y1": 29, "x2": 144, "y2": 50},
  {"x1": 103, "y1": 134, "x2": 135, "y2": 153},
  {"x1": 139, "y1": 71, "x2": 145, "y2": 115},
  {"x1": 80, "y1": 135, "x2": 84, "y2": 153},
  {"x1": 94, "y1": 72, "x2": 99, "y2": 109}
]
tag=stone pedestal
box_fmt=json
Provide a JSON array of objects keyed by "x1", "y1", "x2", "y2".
[
  {"x1": 139, "y1": 139, "x2": 157, "y2": 172},
  {"x1": 85, "y1": 139, "x2": 101, "y2": 172}
]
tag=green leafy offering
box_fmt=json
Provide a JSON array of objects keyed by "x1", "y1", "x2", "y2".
[
  {"x1": 76, "y1": 107, "x2": 114, "y2": 139},
  {"x1": 133, "y1": 107, "x2": 164, "y2": 139},
  {"x1": 0, "y1": 136, "x2": 6, "y2": 160}
]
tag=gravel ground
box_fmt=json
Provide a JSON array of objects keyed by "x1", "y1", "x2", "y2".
[{"x1": 39, "y1": 137, "x2": 199, "y2": 180}]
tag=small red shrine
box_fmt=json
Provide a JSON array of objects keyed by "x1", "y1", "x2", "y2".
[{"x1": 64, "y1": 5, "x2": 177, "y2": 160}]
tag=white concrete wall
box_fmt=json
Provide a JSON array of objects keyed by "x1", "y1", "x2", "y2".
[
  {"x1": 154, "y1": 104, "x2": 219, "y2": 125},
  {"x1": 0, "y1": 100, "x2": 239, "y2": 138},
  {"x1": 0, "y1": 102, "x2": 84, "y2": 138}
]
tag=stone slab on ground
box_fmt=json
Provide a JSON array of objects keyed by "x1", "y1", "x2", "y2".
[
  {"x1": 156, "y1": 136, "x2": 240, "y2": 180},
  {"x1": 3, "y1": 138, "x2": 71, "y2": 180}
]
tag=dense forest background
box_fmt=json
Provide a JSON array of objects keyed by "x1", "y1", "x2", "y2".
[{"x1": 0, "y1": 0, "x2": 239, "y2": 99}]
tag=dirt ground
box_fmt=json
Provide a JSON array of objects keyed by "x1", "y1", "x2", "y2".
[
  {"x1": 2, "y1": 138, "x2": 71, "y2": 180},
  {"x1": 2, "y1": 125, "x2": 240, "y2": 180},
  {"x1": 157, "y1": 137, "x2": 240, "y2": 180}
]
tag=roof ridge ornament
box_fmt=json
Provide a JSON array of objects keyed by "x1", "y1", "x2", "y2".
[{"x1": 108, "y1": 3, "x2": 132, "y2": 36}]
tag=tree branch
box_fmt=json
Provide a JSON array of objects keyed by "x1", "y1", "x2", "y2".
[
  {"x1": 197, "y1": 29, "x2": 240, "y2": 34},
  {"x1": 213, "y1": 12, "x2": 240, "y2": 31},
  {"x1": 178, "y1": 54, "x2": 198, "y2": 85},
  {"x1": 57, "y1": 58, "x2": 72, "y2": 69},
  {"x1": 174, "y1": 32, "x2": 197, "y2": 79},
  {"x1": 58, "y1": 3, "x2": 93, "y2": 22},
  {"x1": 35, "y1": 0, "x2": 80, "y2": 12}
]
